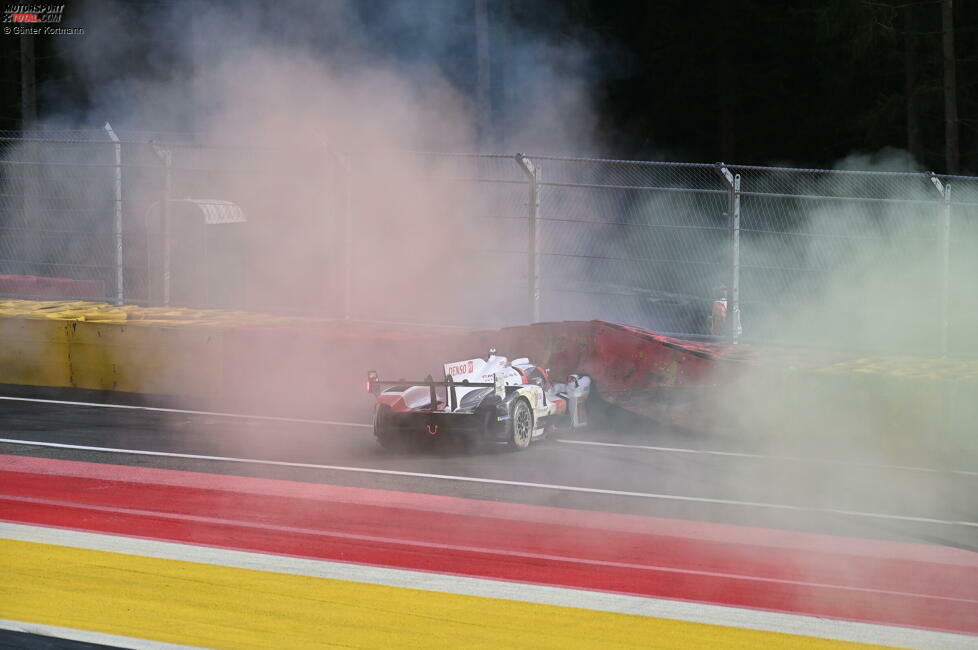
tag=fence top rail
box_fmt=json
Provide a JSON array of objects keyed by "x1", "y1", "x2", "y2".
[
  {"x1": 934, "y1": 172, "x2": 978, "y2": 182},
  {"x1": 517, "y1": 156, "x2": 978, "y2": 182},
  {"x1": 739, "y1": 190, "x2": 942, "y2": 206},
  {"x1": 526, "y1": 155, "x2": 717, "y2": 170},
  {"x1": 421, "y1": 176, "x2": 527, "y2": 185},
  {"x1": 732, "y1": 163, "x2": 978, "y2": 181},
  {"x1": 1, "y1": 130, "x2": 977, "y2": 182},
  {"x1": 403, "y1": 150, "x2": 516, "y2": 160},
  {"x1": 539, "y1": 181, "x2": 726, "y2": 196}
]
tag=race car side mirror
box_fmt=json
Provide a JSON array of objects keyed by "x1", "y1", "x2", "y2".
[{"x1": 367, "y1": 370, "x2": 380, "y2": 395}]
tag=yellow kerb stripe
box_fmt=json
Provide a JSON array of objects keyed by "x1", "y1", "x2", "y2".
[{"x1": 0, "y1": 539, "x2": 888, "y2": 650}]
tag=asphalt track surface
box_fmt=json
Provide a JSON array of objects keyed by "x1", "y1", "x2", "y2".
[
  {"x1": 1, "y1": 394, "x2": 975, "y2": 551},
  {"x1": 0, "y1": 630, "x2": 116, "y2": 650}
]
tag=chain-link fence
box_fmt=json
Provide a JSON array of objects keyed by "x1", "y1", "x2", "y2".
[
  {"x1": 0, "y1": 132, "x2": 127, "y2": 303},
  {"x1": 0, "y1": 129, "x2": 345, "y2": 314},
  {"x1": 1, "y1": 129, "x2": 975, "y2": 355},
  {"x1": 730, "y1": 165, "x2": 959, "y2": 353},
  {"x1": 533, "y1": 157, "x2": 730, "y2": 337}
]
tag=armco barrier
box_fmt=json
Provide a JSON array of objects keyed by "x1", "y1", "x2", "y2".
[
  {"x1": 0, "y1": 301, "x2": 731, "y2": 418},
  {"x1": 0, "y1": 300, "x2": 975, "y2": 445},
  {"x1": 0, "y1": 317, "x2": 72, "y2": 388},
  {"x1": 68, "y1": 321, "x2": 224, "y2": 396}
]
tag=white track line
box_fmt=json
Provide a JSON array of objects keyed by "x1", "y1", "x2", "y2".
[
  {"x1": 6, "y1": 522, "x2": 976, "y2": 649},
  {"x1": 556, "y1": 439, "x2": 978, "y2": 477},
  {"x1": 0, "y1": 395, "x2": 371, "y2": 428},
  {"x1": 0, "y1": 620, "x2": 196, "y2": 650},
  {"x1": 1, "y1": 437, "x2": 975, "y2": 529},
  {"x1": 3, "y1": 495, "x2": 975, "y2": 604},
  {"x1": 3, "y1": 395, "x2": 971, "y2": 477}
]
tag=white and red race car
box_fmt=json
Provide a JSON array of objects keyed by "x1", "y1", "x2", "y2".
[{"x1": 367, "y1": 350, "x2": 591, "y2": 451}]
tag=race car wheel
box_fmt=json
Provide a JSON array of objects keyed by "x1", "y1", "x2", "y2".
[
  {"x1": 508, "y1": 399, "x2": 533, "y2": 450},
  {"x1": 376, "y1": 430, "x2": 404, "y2": 451},
  {"x1": 459, "y1": 407, "x2": 493, "y2": 454},
  {"x1": 374, "y1": 405, "x2": 405, "y2": 451}
]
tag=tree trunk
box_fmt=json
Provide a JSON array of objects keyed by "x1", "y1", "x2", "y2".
[
  {"x1": 20, "y1": 34, "x2": 38, "y2": 271},
  {"x1": 904, "y1": 3, "x2": 923, "y2": 168},
  {"x1": 20, "y1": 34, "x2": 36, "y2": 129},
  {"x1": 474, "y1": 0, "x2": 492, "y2": 146},
  {"x1": 942, "y1": 0, "x2": 959, "y2": 174},
  {"x1": 717, "y1": 51, "x2": 736, "y2": 163}
]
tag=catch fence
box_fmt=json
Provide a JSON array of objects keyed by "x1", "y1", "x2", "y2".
[{"x1": 1, "y1": 129, "x2": 975, "y2": 355}]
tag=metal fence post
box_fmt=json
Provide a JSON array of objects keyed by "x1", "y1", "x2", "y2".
[
  {"x1": 151, "y1": 143, "x2": 172, "y2": 306},
  {"x1": 715, "y1": 164, "x2": 741, "y2": 344},
  {"x1": 104, "y1": 123, "x2": 124, "y2": 305},
  {"x1": 929, "y1": 173, "x2": 951, "y2": 356},
  {"x1": 515, "y1": 153, "x2": 540, "y2": 323}
]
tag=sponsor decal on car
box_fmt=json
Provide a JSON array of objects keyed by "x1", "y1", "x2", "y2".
[{"x1": 445, "y1": 359, "x2": 476, "y2": 377}]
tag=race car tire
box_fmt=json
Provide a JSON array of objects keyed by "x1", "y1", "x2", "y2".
[
  {"x1": 376, "y1": 430, "x2": 406, "y2": 451},
  {"x1": 455, "y1": 407, "x2": 491, "y2": 454},
  {"x1": 508, "y1": 399, "x2": 533, "y2": 450},
  {"x1": 374, "y1": 405, "x2": 406, "y2": 451}
]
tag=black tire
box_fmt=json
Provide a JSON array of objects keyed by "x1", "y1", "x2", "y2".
[
  {"x1": 460, "y1": 407, "x2": 495, "y2": 454},
  {"x1": 376, "y1": 430, "x2": 404, "y2": 451},
  {"x1": 374, "y1": 405, "x2": 405, "y2": 451},
  {"x1": 508, "y1": 399, "x2": 533, "y2": 450}
]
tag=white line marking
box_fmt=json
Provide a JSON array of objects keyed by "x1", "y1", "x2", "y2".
[
  {"x1": 4, "y1": 522, "x2": 976, "y2": 649},
  {"x1": 4, "y1": 395, "x2": 972, "y2": 477},
  {"x1": 0, "y1": 395, "x2": 372, "y2": 429},
  {"x1": 0, "y1": 619, "x2": 196, "y2": 650},
  {"x1": 4, "y1": 494, "x2": 974, "y2": 605},
  {"x1": 1, "y1": 437, "x2": 975, "y2": 528},
  {"x1": 556, "y1": 439, "x2": 978, "y2": 477}
]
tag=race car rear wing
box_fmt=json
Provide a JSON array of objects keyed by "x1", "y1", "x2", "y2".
[{"x1": 367, "y1": 371, "x2": 509, "y2": 410}]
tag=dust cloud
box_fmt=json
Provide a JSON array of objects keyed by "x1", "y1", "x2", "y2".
[
  {"x1": 688, "y1": 152, "x2": 978, "y2": 559},
  {"x1": 715, "y1": 154, "x2": 976, "y2": 449},
  {"x1": 17, "y1": 0, "x2": 603, "y2": 420},
  {"x1": 5, "y1": 3, "x2": 975, "y2": 569}
]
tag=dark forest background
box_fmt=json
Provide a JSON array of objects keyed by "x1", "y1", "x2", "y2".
[{"x1": 1, "y1": 0, "x2": 975, "y2": 173}]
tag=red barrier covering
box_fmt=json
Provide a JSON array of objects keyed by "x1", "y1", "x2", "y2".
[
  {"x1": 0, "y1": 274, "x2": 102, "y2": 299},
  {"x1": 210, "y1": 319, "x2": 731, "y2": 420}
]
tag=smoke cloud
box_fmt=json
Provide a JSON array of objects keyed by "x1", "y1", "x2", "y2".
[
  {"x1": 4, "y1": 2, "x2": 975, "y2": 568},
  {"x1": 691, "y1": 152, "x2": 978, "y2": 556}
]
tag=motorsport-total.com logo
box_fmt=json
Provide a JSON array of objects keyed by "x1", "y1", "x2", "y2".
[{"x1": 3, "y1": 3, "x2": 83, "y2": 35}]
